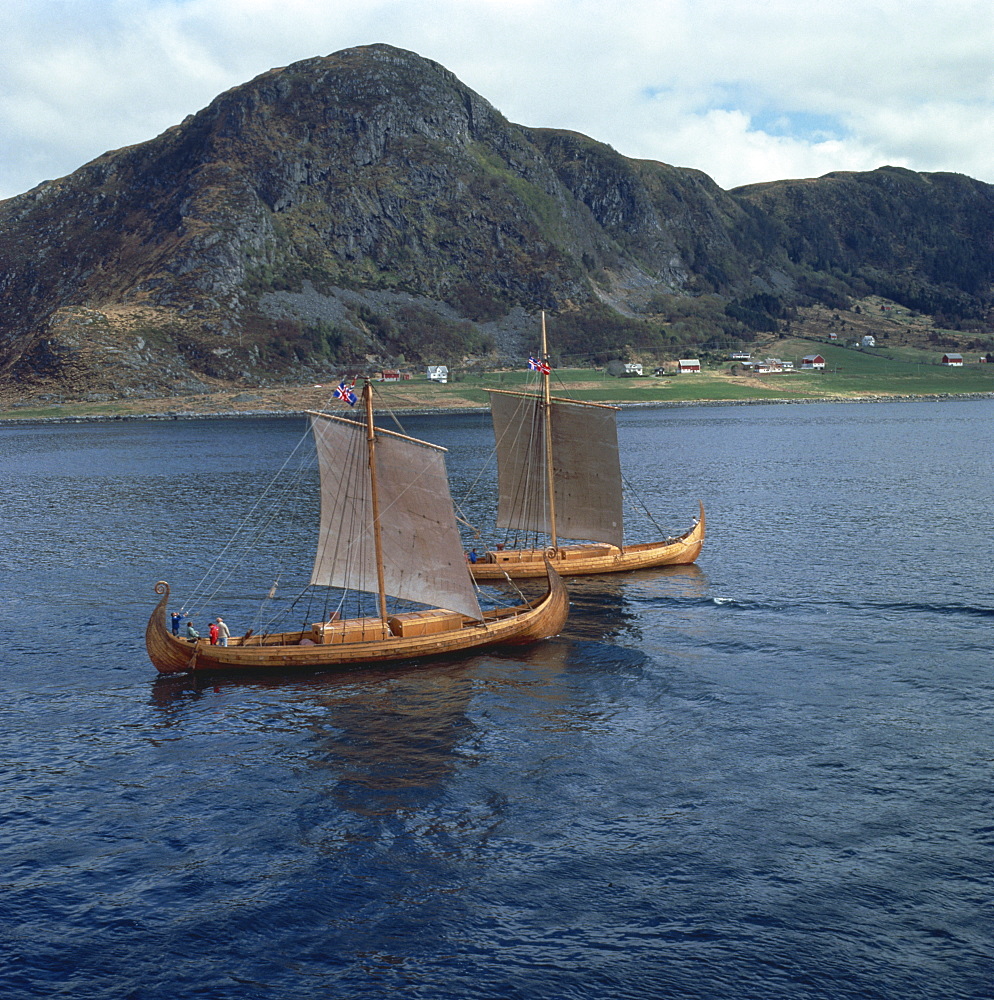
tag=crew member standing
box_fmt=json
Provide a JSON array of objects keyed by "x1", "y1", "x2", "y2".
[{"x1": 216, "y1": 617, "x2": 231, "y2": 647}]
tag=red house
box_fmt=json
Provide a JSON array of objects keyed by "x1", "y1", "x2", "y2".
[
  {"x1": 941, "y1": 353, "x2": 964, "y2": 366},
  {"x1": 801, "y1": 354, "x2": 826, "y2": 369}
]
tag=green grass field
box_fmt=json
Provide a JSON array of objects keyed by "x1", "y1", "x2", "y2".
[
  {"x1": 2, "y1": 349, "x2": 992, "y2": 422},
  {"x1": 448, "y1": 350, "x2": 994, "y2": 406}
]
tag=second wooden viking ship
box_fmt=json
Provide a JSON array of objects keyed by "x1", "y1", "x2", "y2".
[{"x1": 469, "y1": 315, "x2": 705, "y2": 581}]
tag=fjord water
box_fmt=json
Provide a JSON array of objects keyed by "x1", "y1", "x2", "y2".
[{"x1": 1, "y1": 399, "x2": 991, "y2": 999}]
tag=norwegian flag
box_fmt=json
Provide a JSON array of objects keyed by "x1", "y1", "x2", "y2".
[
  {"x1": 528, "y1": 356, "x2": 551, "y2": 375},
  {"x1": 333, "y1": 380, "x2": 357, "y2": 406}
]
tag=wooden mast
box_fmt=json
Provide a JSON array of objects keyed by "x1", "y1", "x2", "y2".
[
  {"x1": 541, "y1": 311, "x2": 558, "y2": 551},
  {"x1": 363, "y1": 380, "x2": 389, "y2": 623}
]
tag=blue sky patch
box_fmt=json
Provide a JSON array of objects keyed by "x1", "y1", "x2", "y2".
[
  {"x1": 643, "y1": 83, "x2": 849, "y2": 143},
  {"x1": 751, "y1": 109, "x2": 848, "y2": 142},
  {"x1": 704, "y1": 82, "x2": 849, "y2": 142}
]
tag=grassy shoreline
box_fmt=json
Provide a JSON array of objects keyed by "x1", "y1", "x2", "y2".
[
  {"x1": 3, "y1": 348, "x2": 993, "y2": 424},
  {"x1": 3, "y1": 387, "x2": 993, "y2": 426}
]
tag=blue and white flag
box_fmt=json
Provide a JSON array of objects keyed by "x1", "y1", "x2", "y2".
[{"x1": 333, "y1": 380, "x2": 357, "y2": 406}]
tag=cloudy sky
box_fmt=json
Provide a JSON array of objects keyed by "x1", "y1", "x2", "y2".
[{"x1": 1, "y1": 0, "x2": 991, "y2": 201}]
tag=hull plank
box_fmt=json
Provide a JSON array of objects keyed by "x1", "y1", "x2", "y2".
[
  {"x1": 146, "y1": 573, "x2": 568, "y2": 675},
  {"x1": 470, "y1": 501, "x2": 705, "y2": 580}
]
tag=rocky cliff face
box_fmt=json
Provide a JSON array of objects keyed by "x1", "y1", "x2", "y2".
[
  {"x1": 1, "y1": 43, "x2": 992, "y2": 398},
  {"x1": 734, "y1": 167, "x2": 994, "y2": 317}
]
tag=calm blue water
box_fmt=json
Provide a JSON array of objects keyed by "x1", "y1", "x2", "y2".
[{"x1": 1, "y1": 399, "x2": 992, "y2": 999}]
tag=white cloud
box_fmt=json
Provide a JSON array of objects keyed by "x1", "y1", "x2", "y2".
[{"x1": 0, "y1": 0, "x2": 991, "y2": 199}]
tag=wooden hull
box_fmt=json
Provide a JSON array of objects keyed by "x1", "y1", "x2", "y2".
[
  {"x1": 470, "y1": 502, "x2": 705, "y2": 580},
  {"x1": 145, "y1": 570, "x2": 569, "y2": 675}
]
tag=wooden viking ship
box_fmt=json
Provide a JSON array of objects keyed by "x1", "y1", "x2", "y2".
[
  {"x1": 469, "y1": 315, "x2": 705, "y2": 582},
  {"x1": 146, "y1": 382, "x2": 568, "y2": 675}
]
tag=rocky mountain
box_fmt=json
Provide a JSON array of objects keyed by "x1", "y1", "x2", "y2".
[{"x1": 1, "y1": 43, "x2": 992, "y2": 399}]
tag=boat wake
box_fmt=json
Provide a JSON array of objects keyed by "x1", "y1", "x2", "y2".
[{"x1": 706, "y1": 595, "x2": 994, "y2": 620}]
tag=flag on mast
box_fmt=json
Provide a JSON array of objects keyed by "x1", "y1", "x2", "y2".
[{"x1": 333, "y1": 380, "x2": 357, "y2": 406}]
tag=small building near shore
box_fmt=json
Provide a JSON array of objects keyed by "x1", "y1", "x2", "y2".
[
  {"x1": 941, "y1": 353, "x2": 964, "y2": 366},
  {"x1": 426, "y1": 365, "x2": 449, "y2": 383},
  {"x1": 624, "y1": 363, "x2": 644, "y2": 376},
  {"x1": 678, "y1": 359, "x2": 701, "y2": 374},
  {"x1": 753, "y1": 361, "x2": 783, "y2": 374}
]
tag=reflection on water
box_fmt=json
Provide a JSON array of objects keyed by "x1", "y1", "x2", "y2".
[
  {"x1": 556, "y1": 563, "x2": 709, "y2": 642},
  {"x1": 147, "y1": 631, "x2": 643, "y2": 819},
  {"x1": 147, "y1": 644, "x2": 569, "y2": 800},
  {"x1": 569, "y1": 562, "x2": 708, "y2": 600},
  {"x1": 306, "y1": 668, "x2": 478, "y2": 815}
]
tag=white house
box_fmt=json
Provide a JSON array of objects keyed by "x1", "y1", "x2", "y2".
[
  {"x1": 756, "y1": 360, "x2": 793, "y2": 374},
  {"x1": 861, "y1": 335, "x2": 876, "y2": 347},
  {"x1": 426, "y1": 365, "x2": 449, "y2": 383},
  {"x1": 624, "y1": 363, "x2": 644, "y2": 376}
]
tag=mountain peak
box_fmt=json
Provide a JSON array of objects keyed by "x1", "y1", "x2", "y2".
[{"x1": 1, "y1": 45, "x2": 991, "y2": 398}]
